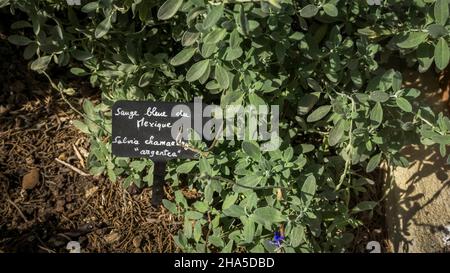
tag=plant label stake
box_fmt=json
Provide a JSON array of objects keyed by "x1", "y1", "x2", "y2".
[
  {"x1": 152, "y1": 161, "x2": 166, "y2": 207},
  {"x1": 111, "y1": 100, "x2": 209, "y2": 207}
]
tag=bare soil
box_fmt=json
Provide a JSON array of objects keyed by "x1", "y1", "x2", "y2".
[{"x1": 0, "y1": 39, "x2": 181, "y2": 253}]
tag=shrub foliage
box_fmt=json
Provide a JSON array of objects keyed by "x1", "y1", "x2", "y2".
[{"x1": 3, "y1": 0, "x2": 450, "y2": 252}]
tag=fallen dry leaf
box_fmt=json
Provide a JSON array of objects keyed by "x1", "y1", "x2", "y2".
[{"x1": 22, "y1": 168, "x2": 39, "y2": 190}]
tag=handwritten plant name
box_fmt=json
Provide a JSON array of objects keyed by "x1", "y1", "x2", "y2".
[
  {"x1": 113, "y1": 104, "x2": 192, "y2": 159},
  {"x1": 115, "y1": 107, "x2": 174, "y2": 130}
]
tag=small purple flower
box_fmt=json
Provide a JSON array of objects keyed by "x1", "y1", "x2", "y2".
[{"x1": 270, "y1": 231, "x2": 285, "y2": 247}]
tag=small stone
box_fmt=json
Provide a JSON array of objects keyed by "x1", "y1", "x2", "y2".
[
  {"x1": 25, "y1": 156, "x2": 34, "y2": 166},
  {"x1": 127, "y1": 183, "x2": 142, "y2": 195},
  {"x1": 66, "y1": 241, "x2": 81, "y2": 253},
  {"x1": 77, "y1": 146, "x2": 89, "y2": 158},
  {"x1": 55, "y1": 199, "x2": 65, "y2": 213},
  {"x1": 373, "y1": 229, "x2": 382, "y2": 235},
  {"x1": 22, "y1": 168, "x2": 39, "y2": 190},
  {"x1": 132, "y1": 235, "x2": 142, "y2": 248},
  {"x1": 85, "y1": 186, "x2": 98, "y2": 199},
  {"x1": 0, "y1": 105, "x2": 9, "y2": 114},
  {"x1": 58, "y1": 153, "x2": 67, "y2": 161},
  {"x1": 104, "y1": 232, "x2": 120, "y2": 244}
]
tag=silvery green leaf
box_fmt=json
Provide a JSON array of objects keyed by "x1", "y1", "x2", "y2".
[
  {"x1": 435, "y1": 37, "x2": 450, "y2": 70},
  {"x1": 170, "y1": 47, "x2": 196, "y2": 66},
  {"x1": 307, "y1": 105, "x2": 331, "y2": 122},
  {"x1": 396, "y1": 32, "x2": 428, "y2": 49},
  {"x1": 300, "y1": 4, "x2": 319, "y2": 18},
  {"x1": 157, "y1": 0, "x2": 183, "y2": 20},
  {"x1": 186, "y1": 59, "x2": 210, "y2": 82}
]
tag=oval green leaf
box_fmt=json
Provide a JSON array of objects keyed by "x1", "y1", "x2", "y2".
[
  {"x1": 328, "y1": 119, "x2": 346, "y2": 146},
  {"x1": 215, "y1": 64, "x2": 229, "y2": 89},
  {"x1": 369, "y1": 91, "x2": 390, "y2": 103},
  {"x1": 30, "y1": 55, "x2": 52, "y2": 72},
  {"x1": 176, "y1": 161, "x2": 197, "y2": 174},
  {"x1": 323, "y1": 3, "x2": 338, "y2": 17},
  {"x1": 242, "y1": 141, "x2": 261, "y2": 161},
  {"x1": 300, "y1": 4, "x2": 319, "y2": 18},
  {"x1": 434, "y1": 0, "x2": 449, "y2": 25},
  {"x1": 8, "y1": 35, "x2": 32, "y2": 46},
  {"x1": 81, "y1": 1, "x2": 99, "y2": 13},
  {"x1": 170, "y1": 47, "x2": 196, "y2": 66},
  {"x1": 306, "y1": 105, "x2": 331, "y2": 122},
  {"x1": 157, "y1": 0, "x2": 183, "y2": 20},
  {"x1": 186, "y1": 59, "x2": 210, "y2": 82},
  {"x1": 253, "y1": 207, "x2": 285, "y2": 225},
  {"x1": 203, "y1": 28, "x2": 227, "y2": 44},
  {"x1": 370, "y1": 102, "x2": 383, "y2": 124},
  {"x1": 396, "y1": 97, "x2": 412, "y2": 112},
  {"x1": 301, "y1": 175, "x2": 317, "y2": 207},
  {"x1": 435, "y1": 37, "x2": 450, "y2": 70},
  {"x1": 182, "y1": 31, "x2": 200, "y2": 47},
  {"x1": 95, "y1": 16, "x2": 111, "y2": 38},
  {"x1": 203, "y1": 4, "x2": 223, "y2": 29},
  {"x1": 397, "y1": 32, "x2": 428, "y2": 49},
  {"x1": 366, "y1": 152, "x2": 382, "y2": 173},
  {"x1": 352, "y1": 201, "x2": 377, "y2": 214}
]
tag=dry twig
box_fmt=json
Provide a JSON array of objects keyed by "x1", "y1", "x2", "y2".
[
  {"x1": 55, "y1": 158, "x2": 90, "y2": 176},
  {"x1": 6, "y1": 199, "x2": 29, "y2": 223}
]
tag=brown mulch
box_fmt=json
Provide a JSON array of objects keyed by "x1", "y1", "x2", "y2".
[{"x1": 0, "y1": 40, "x2": 181, "y2": 253}]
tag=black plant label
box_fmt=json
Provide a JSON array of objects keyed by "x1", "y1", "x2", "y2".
[{"x1": 112, "y1": 100, "x2": 206, "y2": 161}]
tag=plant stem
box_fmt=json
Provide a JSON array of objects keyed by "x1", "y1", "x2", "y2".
[
  {"x1": 203, "y1": 175, "x2": 291, "y2": 190},
  {"x1": 43, "y1": 71, "x2": 112, "y2": 135},
  {"x1": 336, "y1": 92, "x2": 355, "y2": 191}
]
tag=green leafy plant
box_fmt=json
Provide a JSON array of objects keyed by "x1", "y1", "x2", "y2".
[{"x1": 3, "y1": 0, "x2": 450, "y2": 252}]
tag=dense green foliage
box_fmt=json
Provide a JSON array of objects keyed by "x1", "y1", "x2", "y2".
[{"x1": 3, "y1": 0, "x2": 450, "y2": 252}]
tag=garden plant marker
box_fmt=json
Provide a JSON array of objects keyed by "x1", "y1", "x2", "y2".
[{"x1": 112, "y1": 101, "x2": 207, "y2": 206}]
